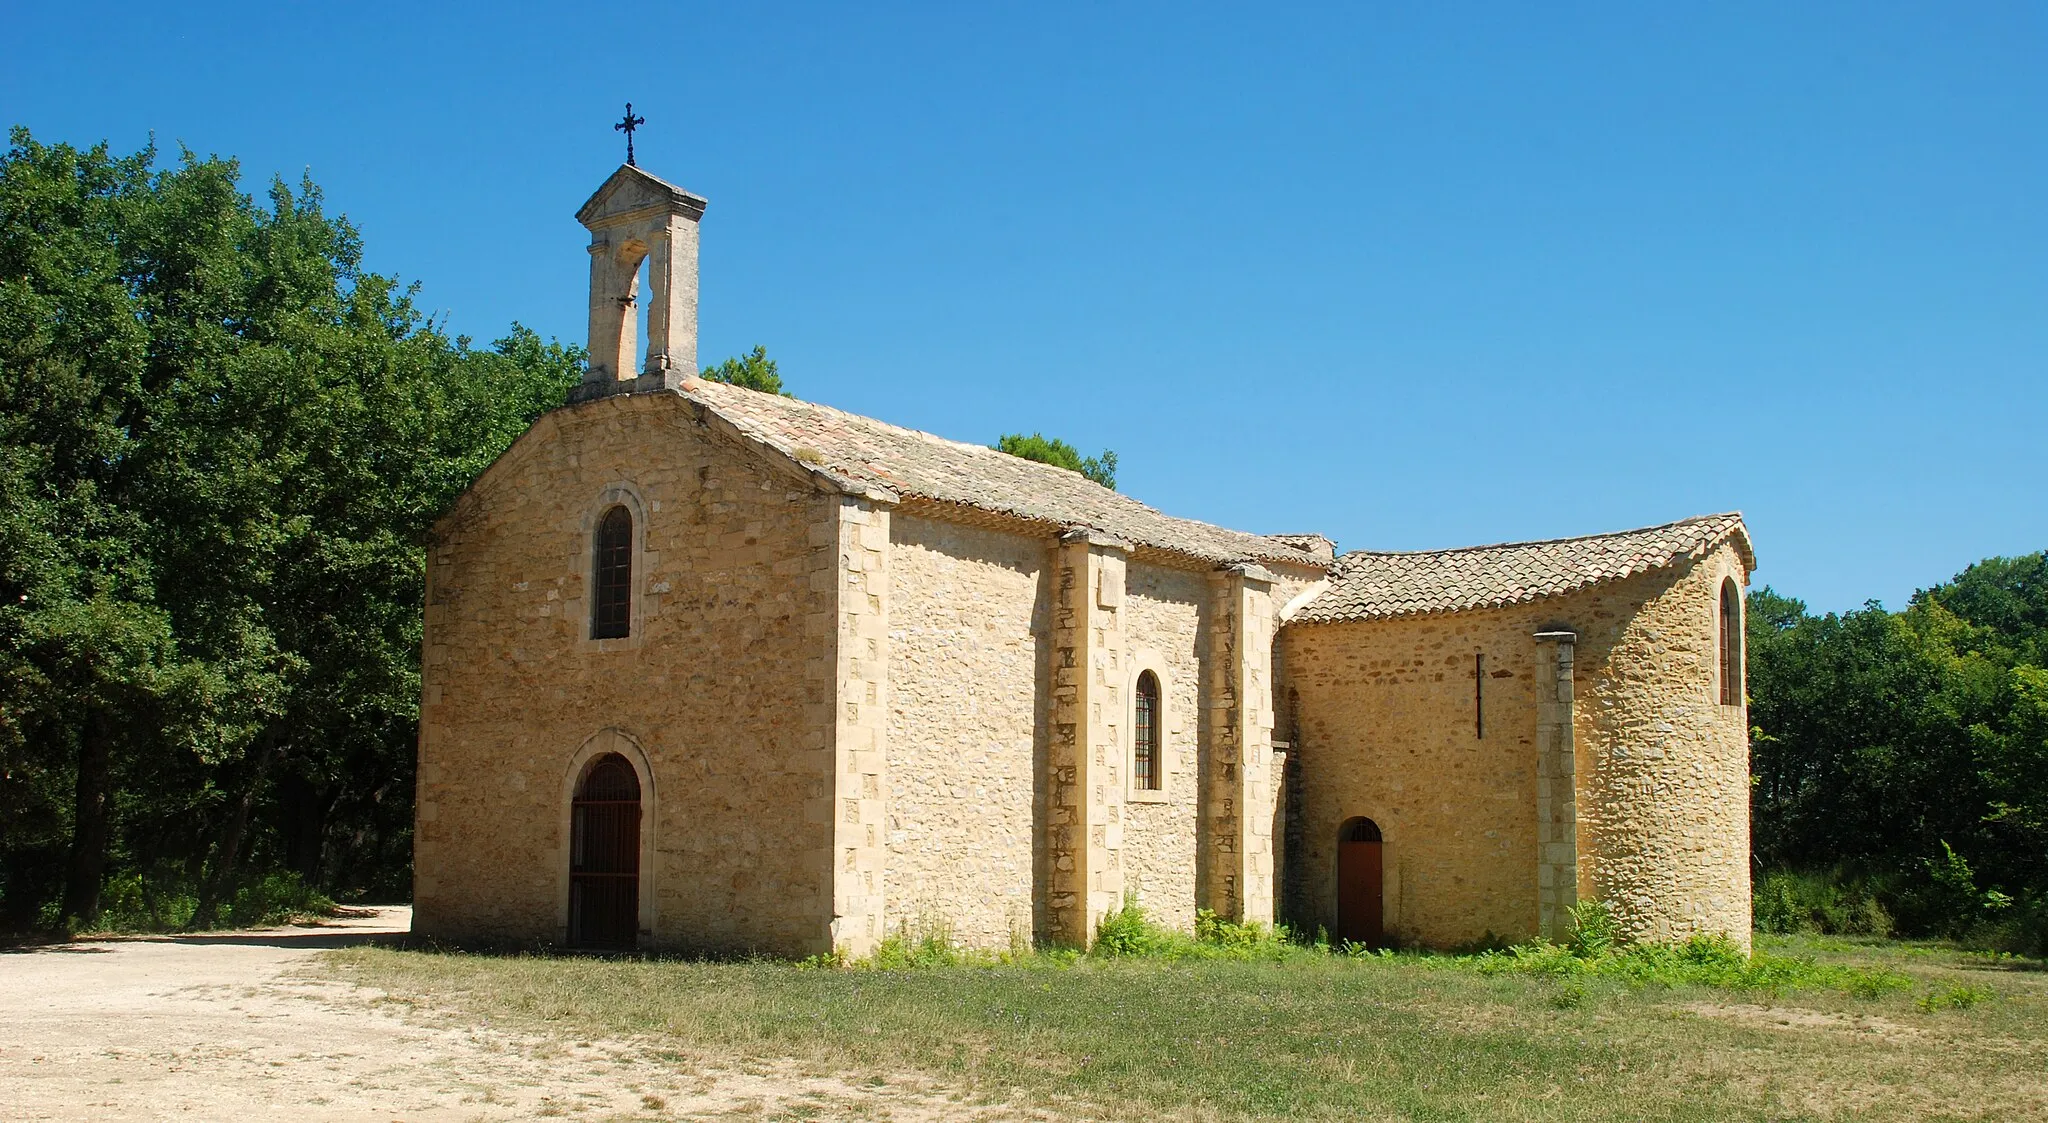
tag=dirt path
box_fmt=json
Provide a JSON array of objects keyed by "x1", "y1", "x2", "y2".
[{"x1": 0, "y1": 908, "x2": 1033, "y2": 1122}]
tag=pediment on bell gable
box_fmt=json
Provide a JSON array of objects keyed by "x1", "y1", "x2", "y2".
[{"x1": 575, "y1": 164, "x2": 708, "y2": 230}]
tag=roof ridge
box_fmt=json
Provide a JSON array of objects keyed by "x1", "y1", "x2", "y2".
[
  {"x1": 1339, "y1": 512, "x2": 1741, "y2": 561},
  {"x1": 697, "y1": 380, "x2": 1110, "y2": 478},
  {"x1": 677, "y1": 380, "x2": 1327, "y2": 569},
  {"x1": 1295, "y1": 511, "x2": 1753, "y2": 625}
]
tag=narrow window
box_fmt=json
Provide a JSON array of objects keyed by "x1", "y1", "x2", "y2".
[
  {"x1": 1474, "y1": 653, "x2": 1484, "y2": 739},
  {"x1": 1719, "y1": 578, "x2": 1741, "y2": 705},
  {"x1": 592, "y1": 505, "x2": 633, "y2": 639},
  {"x1": 1134, "y1": 670, "x2": 1162, "y2": 791}
]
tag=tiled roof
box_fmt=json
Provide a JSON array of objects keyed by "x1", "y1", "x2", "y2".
[
  {"x1": 1290, "y1": 513, "x2": 1754, "y2": 624},
  {"x1": 677, "y1": 379, "x2": 1328, "y2": 569}
]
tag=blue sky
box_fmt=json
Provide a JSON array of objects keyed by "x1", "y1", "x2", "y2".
[{"x1": 7, "y1": 2, "x2": 2042, "y2": 613}]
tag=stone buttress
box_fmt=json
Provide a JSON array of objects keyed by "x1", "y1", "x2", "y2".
[
  {"x1": 1046, "y1": 530, "x2": 1131, "y2": 945},
  {"x1": 1207, "y1": 563, "x2": 1279, "y2": 924}
]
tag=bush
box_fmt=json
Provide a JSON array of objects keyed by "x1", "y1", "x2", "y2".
[
  {"x1": 1470, "y1": 900, "x2": 1910, "y2": 997},
  {"x1": 1754, "y1": 869, "x2": 1894, "y2": 937},
  {"x1": 1957, "y1": 890, "x2": 2048, "y2": 958},
  {"x1": 806, "y1": 895, "x2": 1932, "y2": 995},
  {"x1": 1093, "y1": 899, "x2": 1166, "y2": 958},
  {"x1": 1918, "y1": 983, "x2": 1995, "y2": 1012},
  {"x1": 79, "y1": 870, "x2": 334, "y2": 934},
  {"x1": 1565, "y1": 900, "x2": 1619, "y2": 957}
]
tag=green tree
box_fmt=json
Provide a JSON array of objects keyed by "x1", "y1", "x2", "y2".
[
  {"x1": 0, "y1": 128, "x2": 579, "y2": 930},
  {"x1": 702, "y1": 345, "x2": 787, "y2": 395},
  {"x1": 1747, "y1": 550, "x2": 2048, "y2": 948},
  {"x1": 995, "y1": 433, "x2": 1118, "y2": 490}
]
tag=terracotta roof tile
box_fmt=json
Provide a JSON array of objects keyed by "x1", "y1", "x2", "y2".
[
  {"x1": 1291, "y1": 513, "x2": 1754, "y2": 624},
  {"x1": 678, "y1": 380, "x2": 1327, "y2": 569}
]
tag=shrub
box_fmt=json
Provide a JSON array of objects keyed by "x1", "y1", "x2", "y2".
[
  {"x1": 1093, "y1": 898, "x2": 1167, "y2": 958},
  {"x1": 1908, "y1": 842, "x2": 2014, "y2": 939},
  {"x1": 84, "y1": 870, "x2": 333, "y2": 934},
  {"x1": 1467, "y1": 899, "x2": 1908, "y2": 997},
  {"x1": 1753, "y1": 869, "x2": 1894, "y2": 937},
  {"x1": 867, "y1": 915, "x2": 987, "y2": 969},
  {"x1": 1918, "y1": 983, "x2": 1995, "y2": 1012},
  {"x1": 1565, "y1": 900, "x2": 1619, "y2": 958},
  {"x1": 1194, "y1": 908, "x2": 1280, "y2": 953}
]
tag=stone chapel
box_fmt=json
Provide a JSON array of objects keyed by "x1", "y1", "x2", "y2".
[{"x1": 412, "y1": 164, "x2": 1757, "y2": 957}]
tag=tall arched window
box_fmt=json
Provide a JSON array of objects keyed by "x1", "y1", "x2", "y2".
[
  {"x1": 1719, "y1": 577, "x2": 1742, "y2": 705},
  {"x1": 1134, "y1": 670, "x2": 1162, "y2": 791},
  {"x1": 592, "y1": 505, "x2": 633, "y2": 639}
]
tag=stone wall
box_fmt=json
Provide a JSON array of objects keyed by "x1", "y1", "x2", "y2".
[
  {"x1": 415, "y1": 392, "x2": 837, "y2": 956},
  {"x1": 883, "y1": 515, "x2": 1045, "y2": 947},
  {"x1": 1120, "y1": 563, "x2": 1207, "y2": 929},
  {"x1": 1576, "y1": 542, "x2": 1752, "y2": 948},
  {"x1": 1281, "y1": 547, "x2": 1751, "y2": 949},
  {"x1": 1284, "y1": 602, "x2": 1544, "y2": 946}
]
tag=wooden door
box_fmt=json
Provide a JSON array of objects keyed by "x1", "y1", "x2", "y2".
[
  {"x1": 569, "y1": 754, "x2": 640, "y2": 949},
  {"x1": 1338, "y1": 836, "x2": 1383, "y2": 947}
]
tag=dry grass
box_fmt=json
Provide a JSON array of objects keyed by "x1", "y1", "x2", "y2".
[{"x1": 322, "y1": 934, "x2": 2048, "y2": 1122}]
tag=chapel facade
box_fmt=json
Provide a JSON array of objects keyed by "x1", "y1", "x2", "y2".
[{"x1": 411, "y1": 165, "x2": 1756, "y2": 957}]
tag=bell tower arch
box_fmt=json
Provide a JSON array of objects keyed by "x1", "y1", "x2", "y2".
[{"x1": 573, "y1": 164, "x2": 709, "y2": 399}]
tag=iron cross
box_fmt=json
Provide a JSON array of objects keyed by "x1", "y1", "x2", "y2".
[{"x1": 614, "y1": 103, "x2": 646, "y2": 167}]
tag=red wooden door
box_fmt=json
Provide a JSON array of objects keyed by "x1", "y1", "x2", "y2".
[
  {"x1": 569, "y1": 755, "x2": 640, "y2": 949},
  {"x1": 1338, "y1": 840, "x2": 1383, "y2": 947}
]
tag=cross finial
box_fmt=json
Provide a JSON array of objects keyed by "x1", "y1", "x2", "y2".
[{"x1": 614, "y1": 102, "x2": 646, "y2": 167}]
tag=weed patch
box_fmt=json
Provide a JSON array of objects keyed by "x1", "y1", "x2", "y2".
[
  {"x1": 1918, "y1": 982, "x2": 1996, "y2": 1012},
  {"x1": 327, "y1": 928, "x2": 2048, "y2": 1123},
  {"x1": 813, "y1": 898, "x2": 1916, "y2": 1002}
]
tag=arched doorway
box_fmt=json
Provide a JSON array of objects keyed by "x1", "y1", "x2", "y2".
[
  {"x1": 569, "y1": 753, "x2": 641, "y2": 949},
  {"x1": 1337, "y1": 817, "x2": 1383, "y2": 947}
]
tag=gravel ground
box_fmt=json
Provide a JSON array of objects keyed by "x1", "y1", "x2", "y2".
[{"x1": 0, "y1": 907, "x2": 1019, "y2": 1122}]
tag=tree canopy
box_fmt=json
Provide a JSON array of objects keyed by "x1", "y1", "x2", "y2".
[
  {"x1": 1748, "y1": 552, "x2": 2048, "y2": 950},
  {"x1": 0, "y1": 129, "x2": 581, "y2": 930},
  {"x1": 702, "y1": 345, "x2": 786, "y2": 395},
  {"x1": 995, "y1": 433, "x2": 1118, "y2": 490}
]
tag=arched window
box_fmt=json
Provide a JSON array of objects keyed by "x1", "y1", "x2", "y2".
[
  {"x1": 592, "y1": 505, "x2": 633, "y2": 639},
  {"x1": 1719, "y1": 577, "x2": 1742, "y2": 706},
  {"x1": 1134, "y1": 670, "x2": 1162, "y2": 791}
]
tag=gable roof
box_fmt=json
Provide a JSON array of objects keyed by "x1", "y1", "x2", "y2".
[
  {"x1": 675, "y1": 379, "x2": 1327, "y2": 570},
  {"x1": 1289, "y1": 512, "x2": 1755, "y2": 624}
]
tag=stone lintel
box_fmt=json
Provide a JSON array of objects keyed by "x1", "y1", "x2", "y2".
[
  {"x1": 1059, "y1": 527, "x2": 1132, "y2": 551},
  {"x1": 1221, "y1": 562, "x2": 1275, "y2": 584},
  {"x1": 1533, "y1": 630, "x2": 1579, "y2": 644},
  {"x1": 567, "y1": 370, "x2": 686, "y2": 402}
]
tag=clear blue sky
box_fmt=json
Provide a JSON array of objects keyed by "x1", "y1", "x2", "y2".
[{"x1": 7, "y1": 2, "x2": 2043, "y2": 614}]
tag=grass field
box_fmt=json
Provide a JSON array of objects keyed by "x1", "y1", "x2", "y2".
[{"x1": 324, "y1": 934, "x2": 2048, "y2": 1122}]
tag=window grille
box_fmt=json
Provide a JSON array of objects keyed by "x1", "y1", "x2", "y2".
[
  {"x1": 592, "y1": 505, "x2": 632, "y2": 639},
  {"x1": 1719, "y1": 579, "x2": 1741, "y2": 705},
  {"x1": 1134, "y1": 670, "x2": 1162, "y2": 790}
]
